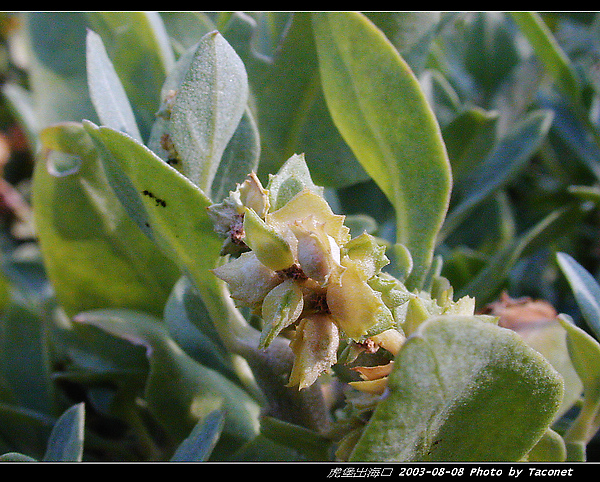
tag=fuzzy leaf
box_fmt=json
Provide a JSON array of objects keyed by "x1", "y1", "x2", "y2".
[
  {"x1": 86, "y1": 29, "x2": 142, "y2": 141},
  {"x1": 313, "y1": 12, "x2": 451, "y2": 290},
  {"x1": 351, "y1": 316, "x2": 564, "y2": 462},
  {"x1": 169, "y1": 31, "x2": 249, "y2": 192},
  {"x1": 43, "y1": 403, "x2": 85, "y2": 462}
]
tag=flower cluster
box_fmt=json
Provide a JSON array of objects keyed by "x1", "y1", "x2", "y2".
[
  {"x1": 208, "y1": 155, "x2": 475, "y2": 397},
  {"x1": 208, "y1": 155, "x2": 401, "y2": 390}
]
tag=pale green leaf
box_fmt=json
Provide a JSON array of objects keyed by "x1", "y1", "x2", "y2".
[
  {"x1": 82, "y1": 122, "x2": 259, "y2": 358},
  {"x1": 557, "y1": 252, "x2": 600, "y2": 339},
  {"x1": 351, "y1": 316, "x2": 564, "y2": 462},
  {"x1": 43, "y1": 403, "x2": 85, "y2": 462},
  {"x1": 85, "y1": 12, "x2": 175, "y2": 138},
  {"x1": 86, "y1": 29, "x2": 142, "y2": 142},
  {"x1": 169, "y1": 31, "x2": 249, "y2": 192},
  {"x1": 312, "y1": 12, "x2": 451, "y2": 289},
  {"x1": 511, "y1": 12, "x2": 581, "y2": 104},
  {"x1": 34, "y1": 122, "x2": 180, "y2": 318},
  {"x1": 170, "y1": 410, "x2": 225, "y2": 462}
]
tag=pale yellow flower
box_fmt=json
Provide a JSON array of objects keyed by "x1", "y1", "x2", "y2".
[{"x1": 210, "y1": 172, "x2": 396, "y2": 389}]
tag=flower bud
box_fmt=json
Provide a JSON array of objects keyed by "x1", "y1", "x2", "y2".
[
  {"x1": 260, "y1": 279, "x2": 304, "y2": 349},
  {"x1": 243, "y1": 207, "x2": 295, "y2": 271},
  {"x1": 211, "y1": 251, "x2": 281, "y2": 307},
  {"x1": 348, "y1": 376, "x2": 389, "y2": 395},
  {"x1": 343, "y1": 232, "x2": 389, "y2": 281}
]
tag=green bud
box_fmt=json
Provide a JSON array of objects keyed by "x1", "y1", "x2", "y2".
[
  {"x1": 211, "y1": 251, "x2": 281, "y2": 307},
  {"x1": 243, "y1": 207, "x2": 295, "y2": 271},
  {"x1": 260, "y1": 279, "x2": 304, "y2": 349},
  {"x1": 403, "y1": 296, "x2": 431, "y2": 335}
]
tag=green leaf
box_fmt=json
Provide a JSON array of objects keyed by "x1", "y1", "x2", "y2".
[
  {"x1": 259, "y1": 416, "x2": 332, "y2": 461},
  {"x1": 0, "y1": 403, "x2": 54, "y2": 460},
  {"x1": 463, "y1": 13, "x2": 520, "y2": 95},
  {"x1": 557, "y1": 315, "x2": 600, "y2": 403},
  {"x1": 242, "y1": 13, "x2": 369, "y2": 188},
  {"x1": 557, "y1": 315, "x2": 600, "y2": 447},
  {"x1": 526, "y1": 428, "x2": 566, "y2": 462},
  {"x1": 210, "y1": 108, "x2": 261, "y2": 202},
  {"x1": 266, "y1": 153, "x2": 323, "y2": 211},
  {"x1": 441, "y1": 110, "x2": 554, "y2": 241},
  {"x1": 169, "y1": 31, "x2": 249, "y2": 192},
  {"x1": 0, "y1": 300, "x2": 53, "y2": 415},
  {"x1": 170, "y1": 410, "x2": 225, "y2": 462},
  {"x1": 517, "y1": 320, "x2": 582, "y2": 421},
  {"x1": 457, "y1": 206, "x2": 577, "y2": 305},
  {"x1": 43, "y1": 403, "x2": 85, "y2": 462},
  {"x1": 83, "y1": 122, "x2": 259, "y2": 359},
  {"x1": 511, "y1": 12, "x2": 581, "y2": 104},
  {"x1": 34, "y1": 122, "x2": 180, "y2": 318},
  {"x1": 350, "y1": 316, "x2": 564, "y2": 462},
  {"x1": 556, "y1": 252, "x2": 600, "y2": 339},
  {"x1": 537, "y1": 93, "x2": 600, "y2": 181},
  {"x1": 147, "y1": 39, "x2": 259, "y2": 202},
  {"x1": 83, "y1": 122, "x2": 220, "y2": 293},
  {"x1": 0, "y1": 452, "x2": 37, "y2": 462},
  {"x1": 442, "y1": 107, "x2": 499, "y2": 184},
  {"x1": 23, "y1": 12, "x2": 97, "y2": 127},
  {"x1": 86, "y1": 29, "x2": 142, "y2": 142},
  {"x1": 312, "y1": 12, "x2": 452, "y2": 289},
  {"x1": 73, "y1": 309, "x2": 260, "y2": 453},
  {"x1": 84, "y1": 12, "x2": 175, "y2": 139},
  {"x1": 163, "y1": 277, "x2": 237, "y2": 380}
]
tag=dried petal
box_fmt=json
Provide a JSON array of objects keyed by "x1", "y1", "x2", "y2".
[
  {"x1": 327, "y1": 260, "x2": 394, "y2": 340},
  {"x1": 267, "y1": 189, "x2": 350, "y2": 246},
  {"x1": 348, "y1": 377, "x2": 389, "y2": 395},
  {"x1": 288, "y1": 315, "x2": 339, "y2": 390},
  {"x1": 290, "y1": 216, "x2": 344, "y2": 286},
  {"x1": 352, "y1": 362, "x2": 394, "y2": 381},
  {"x1": 369, "y1": 329, "x2": 405, "y2": 356},
  {"x1": 238, "y1": 172, "x2": 270, "y2": 218},
  {"x1": 206, "y1": 193, "x2": 244, "y2": 238}
]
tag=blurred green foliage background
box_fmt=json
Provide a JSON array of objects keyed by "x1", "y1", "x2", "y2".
[{"x1": 0, "y1": 11, "x2": 600, "y2": 461}]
